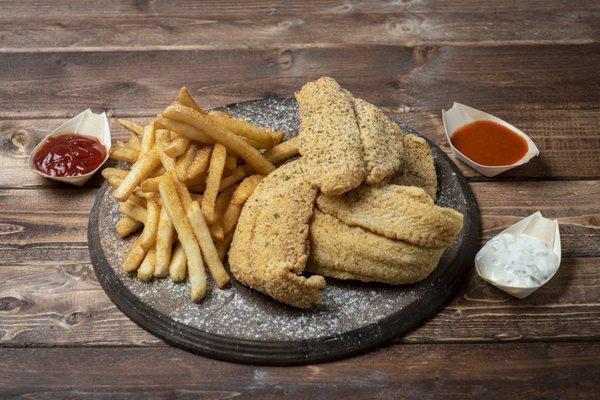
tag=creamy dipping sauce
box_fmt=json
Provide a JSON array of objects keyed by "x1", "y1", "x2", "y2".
[{"x1": 476, "y1": 233, "x2": 558, "y2": 288}]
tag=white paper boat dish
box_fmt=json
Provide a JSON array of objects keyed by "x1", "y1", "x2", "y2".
[
  {"x1": 475, "y1": 211, "x2": 561, "y2": 299},
  {"x1": 28, "y1": 109, "x2": 111, "y2": 186},
  {"x1": 442, "y1": 102, "x2": 539, "y2": 177}
]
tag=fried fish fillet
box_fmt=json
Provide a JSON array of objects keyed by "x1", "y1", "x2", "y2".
[
  {"x1": 228, "y1": 160, "x2": 326, "y2": 308},
  {"x1": 295, "y1": 77, "x2": 365, "y2": 195},
  {"x1": 316, "y1": 184, "x2": 463, "y2": 249},
  {"x1": 353, "y1": 98, "x2": 405, "y2": 184},
  {"x1": 389, "y1": 133, "x2": 437, "y2": 199},
  {"x1": 307, "y1": 211, "x2": 445, "y2": 284}
]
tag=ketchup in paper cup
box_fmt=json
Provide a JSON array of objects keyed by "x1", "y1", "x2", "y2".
[{"x1": 28, "y1": 109, "x2": 111, "y2": 186}]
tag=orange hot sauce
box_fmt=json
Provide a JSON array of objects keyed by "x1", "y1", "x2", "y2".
[{"x1": 450, "y1": 120, "x2": 528, "y2": 166}]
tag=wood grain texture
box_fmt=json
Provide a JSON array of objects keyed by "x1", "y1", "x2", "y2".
[
  {"x1": 1, "y1": 343, "x2": 599, "y2": 399},
  {"x1": 0, "y1": 45, "x2": 599, "y2": 119},
  {"x1": 1, "y1": 181, "x2": 599, "y2": 346}
]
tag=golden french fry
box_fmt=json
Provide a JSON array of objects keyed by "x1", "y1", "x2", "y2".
[
  {"x1": 176, "y1": 142, "x2": 199, "y2": 182},
  {"x1": 155, "y1": 129, "x2": 177, "y2": 172},
  {"x1": 139, "y1": 197, "x2": 160, "y2": 250},
  {"x1": 121, "y1": 237, "x2": 147, "y2": 272},
  {"x1": 114, "y1": 148, "x2": 161, "y2": 201},
  {"x1": 159, "y1": 173, "x2": 206, "y2": 301},
  {"x1": 102, "y1": 168, "x2": 128, "y2": 180},
  {"x1": 141, "y1": 122, "x2": 156, "y2": 153},
  {"x1": 128, "y1": 193, "x2": 146, "y2": 208},
  {"x1": 231, "y1": 174, "x2": 263, "y2": 205},
  {"x1": 209, "y1": 224, "x2": 225, "y2": 241},
  {"x1": 154, "y1": 208, "x2": 175, "y2": 278},
  {"x1": 140, "y1": 176, "x2": 160, "y2": 193},
  {"x1": 134, "y1": 187, "x2": 155, "y2": 199},
  {"x1": 208, "y1": 110, "x2": 276, "y2": 148},
  {"x1": 202, "y1": 143, "x2": 227, "y2": 224},
  {"x1": 191, "y1": 193, "x2": 203, "y2": 202},
  {"x1": 177, "y1": 87, "x2": 206, "y2": 113},
  {"x1": 116, "y1": 216, "x2": 143, "y2": 238},
  {"x1": 156, "y1": 116, "x2": 214, "y2": 145},
  {"x1": 137, "y1": 247, "x2": 156, "y2": 282},
  {"x1": 264, "y1": 136, "x2": 299, "y2": 163},
  {"x1": 163, "y1": 104, "x2": 275, "y2": 175},
  {"x1": 187, "y1": 200, "x2": 230, "y2": 288},
  {"x1": 187, "y1": 146, "x2": 212, "y2": 180},
  {"x1": 169, "y1": 242, "x2": 187, "y2": 282},
  {"x1": 222, "y1": 203, "x2": 242, "y2": 236},
  {"x1": 272, "y1": 130, "x2": 285, "y2": 145},
  {"x1": 164, "y1": 136, "x2": 191, "y2": 158},
  {"x1": 128, "y1": 135, "x2": 141, "y2": 151},
  {"x1": 107, "y1": 175, "x2": 123, "y2": 189},
  {"x1": 224, "y1": 155, "x2": 237, "y2": 175},
  {"x1": 219, "y1": 164, "x2": 252, "y2": 192},
  {"x1": 216, "y1": 231, "x2": 235, "y2": 262},
  {"x1": 119, "y1": 200, "x2": 147, "y2": 223},
  {"x1": 214, "y1": 185, "x2": 235, "y2": 220},
  {"x1": 116, "y1": 118, "x2": 144, "y2": 136},
  {"x1": 109, "y1": 146, "x2": 139, "y2": 163}
]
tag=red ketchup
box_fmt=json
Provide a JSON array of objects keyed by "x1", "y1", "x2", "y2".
[{"x1": 33, "y1": 134, "x2": 107, "y2": 177}]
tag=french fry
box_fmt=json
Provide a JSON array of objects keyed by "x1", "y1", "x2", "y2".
[
  {"x1": 121, "y1": 237, "x2": 147, "y2": 272},
  {"x1": 140, "y1": 176, "x2": 161, "y2": 193},
  {"x1": 128, "y1": 193, "x2": 146, "y2": 207},
  {"x1": 222, "y1": 203, "x2": 242, "y2": 236},
  {"x1": 134, "y1": 187, "x2": 155, "y2": 199},
  {"x1": 169, "y1": 242, "x2": 187, "y2": 282},
  {"x1": 163, "y1": 103, "x2": 275, "y2": 175},
  {"x1": 141, "y1": 122, "x2": 156, "y2": 153},
  {"x1": 159, "y1": 173, "x2": 206, "y2": 301},
  {"x1": 216, "y1": 231, "x2": 235, "y2": 261},
  {"x1": 116, "y1": 118, "x2": 144, "y2": 136},
  {"x1": 154, "y1": 208, "x2": 175, "y2": 278},
  {"x1": 107, "y1": 176, "x2": 123, "y2": 189},
  {"x1": 209, "y1": 224, "x2": 225, "y2": 241},
  {"x1": 128, "y1": 135, "x2": 141, "y2": 151},
  {"x1": 271, "y1": 130, "x2": 285, "y2": 145},
  {"x1": 187, "y1": 146, "x2": 212, "y2": 180},
  {"x1": 219, "y1": 164, "x2": 252, "y2": 192},
  {"x1": 187, "y1": 200, "x2": 230, "y2": 288},
  {"x1": 231, "y1": 174, "x2": 263, "y2": 205},
  {"x1": 114, "y1": 148, "x2": 161, "y2": 201},
  {"x1": 164, "y1": 136, "x2": 191, "y2": 158},
  {"x1": 102, "y1": 168, "x2": 128, "y2": 180},
  {"x1": 264, "y1": 136, "x2": 299, "y2": 163},
  {"x1": 176, "y1": 142, "x2": 199, "y2": 182},
  {"x1": 155, "y1": 129, "x2": 177, "y2": 172},
  {"x1": 177, "y1": 87, "x2": 206, "y2": 113},
  {"x1": 156, "y1": 116, "x2": 214, "y2": 145},
  {"x1": 224, "y1": 155, "x2": 237, "y2": 175},
  {"x1": 116, "y1": 216, "x2": 143, "y2": 238},
  {"x1": 214, "y1": 185, "x2": 235, "y2": 220},
  {"x1": 202, "y1": 143, "x2": 227, "y2": 224},
  {"x1": 137, "y1": 247, "x2": 156, "y2": 282},
  {"x1": 139, "y1": 197, "x2": 160, "y2": 250},
  {"x1": 110, "y1": 146, "x2": 139, "y2": 163},
  {"x1": 119, "y1": 200, "x2": 147, "y2": 223},
  {"x1": 208, "y1": 110, "x2": 276, "y2": 148}
]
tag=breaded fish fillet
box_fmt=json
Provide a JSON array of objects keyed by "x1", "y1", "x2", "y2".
[
  {"x1": 307, "y1": 211, "x2": 445, "y2": 284},
  {"x1": 353, "y1": 98, "x2": 405, "y2": 184},
  {"x1": 316, "y1": 184, "x2": 463, "y2": 249},
  {"x1": 228, "y1": 160, "x2": 326, "y2": 308},
  {"x1": 390, "y1": 134, "x2": 437, "y2": 199},
  {"x1": 295, "y1": 77, "x2": 365, "y2": 195}
]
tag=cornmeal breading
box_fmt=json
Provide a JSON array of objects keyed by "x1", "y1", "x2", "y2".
[
  {"x1": 307, "y1": 211, "x2": 445, "y2": 284},
  {"x1": 316, "y1": 184, "x2": 463, "y2": 249},
  {"x1": 295, "y1": 77, "x2": 365, "y2": 195},
  {"x1": 390, "y1": 134, "x2": 437, "y2": 199},
  {"x1": 353, "y1": 98, "x2": 404, "y2": 184},
  {"x1": 228, "y1": 160, "x2": 326, "y2": 308}
]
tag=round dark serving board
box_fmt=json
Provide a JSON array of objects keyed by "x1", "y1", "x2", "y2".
[{"x1": 88, "y1": 98, "x2": 480, "y2": 365}]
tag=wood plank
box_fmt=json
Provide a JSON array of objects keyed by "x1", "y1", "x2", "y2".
[
  {"x1": 2, "y1": 109, "x2": 599, "y2": 189},
  {"x1": 1, "y1": 10, "x2": 597, "y2": 51},
  {"x1": 1, "y1": 182, "x2": 599, "y2": 346},
  {"x1": 0, "y1": 45, "x2": 598, "y2": 120},
  {"x1": 1, "y1": 343, "x2": 599, "y2": 399}
]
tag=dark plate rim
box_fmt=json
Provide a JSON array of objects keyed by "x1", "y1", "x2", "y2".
[{"x1": 88, "y1": 100, "x2": 480, "y2": 365}]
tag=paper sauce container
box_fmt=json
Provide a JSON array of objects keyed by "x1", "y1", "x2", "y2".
[
  {"x1": 28, "y1": 109, "x2": 111, "y2": 186},
  {"x1": 475, "y1": 211, "x2": 561, "y2": 299},
  {"x1": 442, "y1": 102, "x2": 539, "y2": 177}
]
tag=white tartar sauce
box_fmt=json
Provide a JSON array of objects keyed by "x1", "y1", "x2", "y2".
[{"x1": 476, "y1": 233, "x2": 558, "y2": 288}]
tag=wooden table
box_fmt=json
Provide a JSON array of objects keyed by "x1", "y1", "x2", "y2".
[{"x1": 1, "y1": 1, "x2": 599, "y2": 398}]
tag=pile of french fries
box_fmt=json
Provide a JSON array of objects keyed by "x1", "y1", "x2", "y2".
[{"x1": 102, "y1": 87, "x2": 299, "y2": 302}]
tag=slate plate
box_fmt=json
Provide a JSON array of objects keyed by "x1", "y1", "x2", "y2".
[{"x1": 88, "y1": 98, "x2": 480, "y2": 365}]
